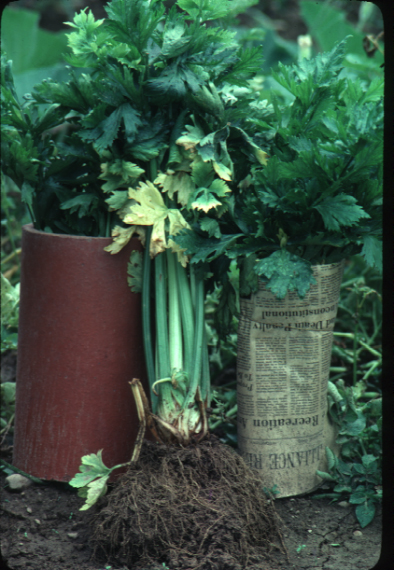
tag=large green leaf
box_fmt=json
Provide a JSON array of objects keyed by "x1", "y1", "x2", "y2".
[
  {"x1": 355, "y1": 501, "x2": 376, "y2": 528},
  {"x1": 361, "y1": 235, "x2": 382, "y2": 273},
  {"x1": 300, "y1": 0, "x2": 383, "y2": 63},
  {"x1": 104, "y1": 0, "x2": 165, "y2": 52},
  {"x1": 1, "y1": 8, "x2": 71, "y2": 100},
  {"x1": 254, "y1": 249, "x2": 316, "y2": 299},
  {"x1": 1, "y1": 8, "x2": 69, "y2": 75},
  {"x1": 172, "y1": 229, "x2": 241, "y2": 264},
  {"x1": 177, "y1": 0, "x2": 230, "y2": 21},
  {"x1": 161, "y1": 11, "x2": 191, "y2": 58},
  {"x1": 314, "y1": 194, "x2": 370, "y2": 232}
]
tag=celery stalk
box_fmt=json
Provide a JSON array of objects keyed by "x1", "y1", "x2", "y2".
[
  {"x1": 140, "y1": 237, "x2": 209, "y2": 443},
  {"x1": 142, "y1": 226, "x2": 157, "y2": 411}
]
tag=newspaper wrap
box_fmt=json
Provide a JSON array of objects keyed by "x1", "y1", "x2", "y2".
[{"x1": 237, "y1": 261, "x2": 344, "y2": 497}]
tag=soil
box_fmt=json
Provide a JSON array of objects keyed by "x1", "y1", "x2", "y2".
[
  {"x1": 90, "y1": 437, "x2": 284, "y2": 570},
  {"x1": 0, "y1": 438, "x2": 382, "y2": 570}
]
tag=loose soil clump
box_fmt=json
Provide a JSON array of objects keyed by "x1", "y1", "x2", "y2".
[{"x1": 90, "y1": 435, "x2": 285, "y2": 570}]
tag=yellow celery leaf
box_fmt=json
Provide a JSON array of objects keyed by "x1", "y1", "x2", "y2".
[
  {"x1": 120, "y1": 181, "x2": 191, "y2": 259},
  {"x1": 176, "y1": 125, "x2": 205, "y2": 151},
  {"x1": 167, "y1": 209, "x2": 191, "y2": 266},
  {"x1": 150, "y1": 219, "x2": 167, "y2": 257},
  {"x1": 155, "y1": 170, "x2": 171, "y2": 184},
  {"x1": 191, "y1": 193, "x2": 222, "y2": 213},
  {"x1": 154, "y1": 170, "x2": 177, "y2": 199},
  {"x1": 155, "y1": 170, "x2": 195, "y2": 206},
  {"x1": 213, "y1": 161, "x2": 232, "y2": 181},
  {"x1": 124, "y1": 181, "x2": 168, "y2": 226},
  {"x1": 103, "y1": 225, "x2": 145, "y2": 254},
  {"x1": 168, "y1": 238, "x2": 188, "y2": 267},
  {"x1": 167, "y1": 209, "x2": 190, "y2": 236},
  {"x1": 254, "y1": 148, "x2": 269, "y2": 166},
  {"x1": 122, "y1": 181, "x2": 169, "y2": 257},
  {"x1": 190, "y1": 178, "x2": 231, "y2": 213}
]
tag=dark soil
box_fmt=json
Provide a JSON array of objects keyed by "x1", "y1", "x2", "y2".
[
  {"x1": 0, "y1": 349, "x2": 383, "y2": 568},
  {"x1": 0, "y1": 441, "x2": 382, "y2": 570},
  {"x1": 90, "y1": 437, "x2": 285, "y2": 570}
]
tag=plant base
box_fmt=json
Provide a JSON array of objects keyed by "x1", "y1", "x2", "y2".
[{"x1": 90, "y1": 436, "x2": 286, "y2": 570}]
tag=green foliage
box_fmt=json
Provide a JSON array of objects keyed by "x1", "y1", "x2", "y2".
[
  {"x1": 315, "y1": 435, "x2": 381, "y2": 529},
  {"x1": 0, "y1": 382, "x2": 16, "y2": 433},
  {"x1": 1, "y1": 273, "x2": 19, "y2": 352},
  {"x1": 311, "y1": 256, "x2": 382, "y2": 528},
  {"x1": 68, "y1": 450, "x2": 127, "y2": 511},
  {"x1": 188, "y1": 36, "x2": 383, "y2": 309},
  {"x1": 331, "y1": 257, "x2": 382, "y2": 389},
  {"x1": 300, "y1": 0, "x2": 384, "y2": 80},
  {"x1": 254, "y1": 249, "x2": 316, "y2": 299},
  {"x1": 50, "y1": 0, "x2": 265, "y2": 458},
  {"x1": 1, "y1": 53, "x2": 112, "y2": 236},
  {"x1": 127, "y1": 250, "x2": 143, "y2": 293},
  {"x1": 2, "y1": 0, "x2": 267, "y2": 239},
  {"x1": 1, "y1": 8, "x2": 69, "y2": 97},
  {"x1": 209, "y1": 386, "x2": 237, "y2": 447},
  {"x1": 262, "y1": 483, "x2": 280, "y2": 499}
]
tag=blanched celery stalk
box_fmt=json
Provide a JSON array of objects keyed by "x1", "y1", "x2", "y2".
[{"x1": 141, "y1": 231, "x2": 209, "y2": 444}]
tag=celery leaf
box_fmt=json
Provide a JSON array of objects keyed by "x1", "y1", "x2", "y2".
[
  {"x1": 127, "y1": 251, "x2": 143, "y2": 293},
  {"x1": 361, "y1": 235, "x2": 382, "y2": 273},
  {"x1": 68, "y1": 450, "x2": 113, "y2": 488},
  {"x1": 314, "y1": 194, "x2": 370, "y2": 232},
  {"x1": 255, "y1": 250, "x2": 316, "y2": 299},
  {"x1": 172, "y1": 230, "x2": 241, "y2": 263}
]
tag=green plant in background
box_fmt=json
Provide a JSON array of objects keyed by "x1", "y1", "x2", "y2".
[
  {"x1": 311, "y1": 255, "x2": 382, "y2": 528},
  {"x1": 208, "y1": 384, "x2": 238, "y2": 445},
  {"x1": 315, "y1": 408, "x2": 382, "y2": 529},
  {"x1": 173, "y1": 36, "x2": 383, "y2": 309},
  {"x1": 1, "y1": 173, "x2": 26, "y2": 285},
  {"x1": 333, "y1": 277, "x2": 382, "y2": 389},
  {"x1": 300, "y1": 0, "x2": 384, "y2": 81},
  {"x1": 328, "y1": 257, "x2": 382, "y2": 416},
  {"x1": 1, "y1": 52, "x2": 119, "y2": 236},
  {"x1": 1, "y1": 273, "x2": 20, "y2": 353},
  {"x1": 1, "y1": 6, "x2": 70, "y2": 99},
  {"x1": 1, "y1": 4, "x2": 74, "y2": 280},
  {"x1": 0, "y1": 381, "x2": 16, "y2": 441},
  {"x1": 0, "y1": 272, "x2": 18, "y2": 439}
]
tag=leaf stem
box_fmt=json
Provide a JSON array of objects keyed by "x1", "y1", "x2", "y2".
[
  {"x1": 181, "y1": 271, "x2": 205, "y2": 412},
  {"x1": 155, "y1": 252, "x2": 170, "y2": 383},
  {"x1": 175, "y1": 259, "x2": 195, "y2": 376},
  {"x1": 142, "y1": 226, "x2": 157, "y2": 409},
  {"x1": 166, "y1": 249, "x2": 183, "y2": 373}
]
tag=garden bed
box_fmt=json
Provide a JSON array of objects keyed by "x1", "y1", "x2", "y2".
[{"x1": 0, "y1": 447, "x2": 381, "y2": 570}]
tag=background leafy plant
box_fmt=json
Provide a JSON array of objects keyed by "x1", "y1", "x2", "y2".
[
  {"x1": 314, "y1": 382, "x2": 382, "y2": 528},
  {"x1": 1, "y1": 0, "x2": 383, "y2": 522},
  {"x1": 1, "y1": 6, "x2": 70, "y2": 100},
  {"x1": 309, "y1": 256, "x2": 382, "y2": 528},
  {"x1": 1, "y1": 273, "x2": 20, "y2": 353},
  {"x1": 174, "y1": 36, "x2": 383, "y2": 306}
]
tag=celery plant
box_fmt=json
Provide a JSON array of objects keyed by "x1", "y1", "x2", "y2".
[{"x1": 65, "y1": 0, "x2": 269, "y2": 506}]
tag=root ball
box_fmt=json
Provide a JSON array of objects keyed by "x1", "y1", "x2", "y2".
[{"x1": 91, "y1": 435, "x2": 284, "y2": 570}]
